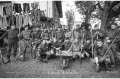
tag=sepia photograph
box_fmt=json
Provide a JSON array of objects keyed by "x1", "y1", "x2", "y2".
[{"x1": 0, "y1": 0, "x2": 120, "y2": 78}]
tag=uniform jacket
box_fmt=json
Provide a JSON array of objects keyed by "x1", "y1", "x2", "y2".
[
  {"x1": 94, "y1": 44, "x2": 111, "y2": 57},
  {"x1": 1, "y1": 28, "x2": 19, "y2": 43}
]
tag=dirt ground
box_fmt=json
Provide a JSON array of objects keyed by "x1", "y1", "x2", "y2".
[{"x1": 0, "y1": 53, "x2": 120, "y2": 78}]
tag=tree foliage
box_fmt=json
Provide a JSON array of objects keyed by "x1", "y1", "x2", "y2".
[
  {"x1": 75, "y1": 1, "x2": 120, "y2": 31},
  {"x1": 75, "y1": 1, "x2": 97, "y2": 23},
  {"x1": 97, "y1": 1, "x2": 120, "y2": 30}
]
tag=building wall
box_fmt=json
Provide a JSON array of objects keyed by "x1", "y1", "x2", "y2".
[
  {"x1": 39, "y1": 1, "x2": 61, "y2": 22},
  {"x1": 39, "y1": 1, "x2": 53, "y2": 18}
]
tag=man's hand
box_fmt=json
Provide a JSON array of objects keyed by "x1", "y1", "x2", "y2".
[
  {"x1": 17, "y1": 34, "x2": 21, "y2": 37},
  {"x1": 95, "y1": 57, "x2": 99, "y2": 65},
  {"x1": 100, "y1": 56, "x2": 106, "y2": 62},
  {"x1": 56, "y1": 47, "x2": 60, "y2": 50}
]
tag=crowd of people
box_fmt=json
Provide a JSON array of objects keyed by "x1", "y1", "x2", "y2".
[{"x1": 0, "y1": 21, "x2": 120, "y2": 72}]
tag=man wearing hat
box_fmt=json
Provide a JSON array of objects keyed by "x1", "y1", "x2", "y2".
[
  {"x1": 41, "y1": 29, "x2": 50, "y2": 40},
  {"x1": 0, "y1": 25, "x2": 19, "y2": 63},
  {"x1": 56, "y1": 26, "x2": 65, "y2": 43}
]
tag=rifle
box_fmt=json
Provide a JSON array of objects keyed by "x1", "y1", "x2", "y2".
[
  {"x1": 91, "y1": 29, "x2": 94, "y2": 58},
  {"x1": 81, "y1": 29, "x2": 84, "y2": 53},
  {"x1": 99, "y1": 35, "x2": 118, "y2": 61}
]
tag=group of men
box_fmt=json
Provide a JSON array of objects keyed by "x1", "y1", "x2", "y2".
[{"x1": 0, "y1": 22, "x2": 120, "y2": 72}]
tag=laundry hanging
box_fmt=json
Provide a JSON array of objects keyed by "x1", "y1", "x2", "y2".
[
  {"x1": 23, "y1": 13, "x2": 32, "y2": 27},
  {"x1": 3, "y1": 3, "x2": 12, "y2": 15},
  {"x1": 13, "y1": 3, "x2": 22, "y2": 13},
  {"x1": 6, "y1": 15, "x2": 16, "y2": 27},
  {"x1": 2, "y1": 15, "x2": 8, "y2": 29},
  {"x1": 16, "y1": 15, "x2": 19, "y2": 28},
  {"x1": 0, "y1": 15, "x2": 3, "y2": 29},
  {"x1": 0, "y1": 5, "x2": 3, "y2": 16},
  {"x1": 15, "y1": 14, "x2": 23, "y2": 28},
  {"x1": 19, "y1": 14, "x2": 23, "y2": 28},
  {"x1": 23, "y1": 3, "x2": 30, "y2": 13}
]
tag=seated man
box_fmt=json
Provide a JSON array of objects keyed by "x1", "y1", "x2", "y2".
[
  {"x1": 31, "y1": 26, "x2": 42, "y2": 59},
  {"x1": 51, "y1": 37, "x2": 63, "y2": 55},
  {"x1": 68, "y1": 39, "x2": 84, "y2": 59},
  {"x1": 54, "y1": 38, "x2": 72, "y2": 68},
  {"x1": 94, "y1": 39, "x2": 115, "y2": 71},
  {"x1": 36, "y1": 38, "x2": 52, "y2": 62},
  {"x1": 83, "y1": 39, "x2": 92, "y2": 58}
]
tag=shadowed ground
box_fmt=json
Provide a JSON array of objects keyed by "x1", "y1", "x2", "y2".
[{"x1": 0, "y1": 53, "x2": 120, "y2": 78}]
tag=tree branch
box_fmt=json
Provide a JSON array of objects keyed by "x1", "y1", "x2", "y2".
[
  {"x1": 108, "y1": 1, "x2": 120, "y2": 12},
  {"x1": 97, "y1": 1, "x2": 104, "y2": 11},
  {"x1": 79, "y1": 4, "x2": 87, "y2": 15},
  {"x1": 89, "y1": 3, "x2": 97, "y2": 14}
]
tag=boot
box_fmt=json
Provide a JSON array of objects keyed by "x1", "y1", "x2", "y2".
[
  {"x1": 13, "y1": 53, "x2": 18, "y2": 61},
  {"x1": 105, "y1": 61, "x2": 111, "y2": 71},
  {"x1": 6, "y1": 55, "x2": 11, "y2": 64},
  {"x1": 43, "y1": 55, "x2": 49, "y2": 62}
]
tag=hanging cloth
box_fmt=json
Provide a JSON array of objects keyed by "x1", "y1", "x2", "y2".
[
  {"x1": 23, "y1": 3, "x2": 30, "y2": 13},
  {"x1": 23, "y1": 13, "x2": 32, "y2": 27},
  {"x1": 13, "y1": 3, "x2": 22, "y2": 13},
  {"x1": 4, "y1": 3, "x2": 12, "y2": 15},
  {"x1": 0, "y1": 5, "x2": 3, "y2": 16},
  {"x1": 16, "y1": 15, "x2": 19, "y2": 28},
  {"x1": 0, "y1": 16, "x2": 3, "y2": 29},
  {"x1": 16, "y1": 14, "x2": 23, "y2": 28},
  {"x1": 19, "y1": 14, "x2": 23, "y2": 28},
  {"x1": 2, "y1": 15, "x2": 8, "y2": 29}
]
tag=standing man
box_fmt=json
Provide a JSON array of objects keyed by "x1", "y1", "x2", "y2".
[
  {"x1": 0, "y1": 25, "x2": 19, "y2": 63},
  {"x1": 18, "y1": 25, "x2": 32, "y2": 61}
]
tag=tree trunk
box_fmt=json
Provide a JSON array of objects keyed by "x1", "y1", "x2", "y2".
[
  {"x1": 85, "y1": 14, "x2": 90, "y2": 23},
  {"x1": 100, "y1": 2, "x2": 110, "y2": 32}
]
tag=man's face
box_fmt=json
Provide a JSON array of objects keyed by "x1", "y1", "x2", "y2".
[
  {"x1": 25, "y1": 27, "x2": 28, "y2": 30},
  {"x1": 53, "y1": 38, "x2": 57, "y2": 43},
  {"x1": 11, "y1": 25, "x2": 15, "y2": 29},
  {"x1": 111, "y1": 25, "x2": 116, "y2": 29},
  {"x1": 88, "y1": 25, "x2": 92, "y2": 30},
  {"x1": 36, "y1": 27, "x2": 39, "y2": 31},
  {"x1": 65, "y1": 39, "x2": 69, "y2": 42},
  {"x1": 97, "y1": 41, "x2": 103, "y2": 47},
  {"x1": 58, "y1": 28, "x2": 61, "y2": 31}
]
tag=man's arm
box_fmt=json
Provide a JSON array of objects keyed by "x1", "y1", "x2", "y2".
[
  {"x1": 0, "y1": 30, "x2": 8, "y2": 39},
  {"x1": 67, "y1": 42, "x2": 73, "y2": 52},
  {"x1": 18, "y1": 31, "x2": 23, "y2": 39},
  {"x1": 94, "y1": 47, "x2": 98, "y2": 58}
]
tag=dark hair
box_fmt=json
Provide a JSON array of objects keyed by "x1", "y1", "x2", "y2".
[
  {"x1": 96, "y1": 39, "x2": 103, "y2": 42},
  {"x1": 81, "y1": 22, "x2": 91, "y2": 31},
  {"x1": 111, "y1": 23, "x2": 117, "y2": 26}
]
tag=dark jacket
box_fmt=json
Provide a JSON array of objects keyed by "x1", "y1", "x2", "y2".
[
  {"x1": 94, "y1": 44, "x2": 111, "y2": 57},
  {"x1": 1, "y1": 29, "x2": 19, "y2": 43},
  {"x1": 62, "y1": 40, "x2": 71, "y2": 51}
]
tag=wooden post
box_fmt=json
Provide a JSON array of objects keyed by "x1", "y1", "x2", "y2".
[{"x1": 91, "y1": 29, "x2": 94, "y2": 58}]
